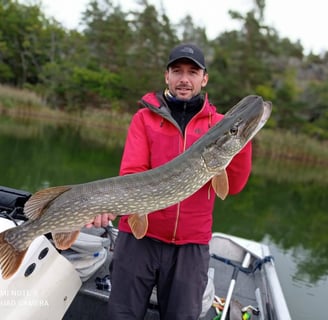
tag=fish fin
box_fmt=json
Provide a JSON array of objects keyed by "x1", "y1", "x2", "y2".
[
  {"x1": 24, "y1": 186, "x2": 71, "y2": 220},
  {"x1": 0, "y1": 231, "x2": 28, "y2": 280},
  {"x1": 128, "y1": 215, "x2": 148, "y2": 239},
  {"x1": 212, "y1": 170, "x2": 229, "y2": 200},
  {"x1": 52, "y1": 230, "x2": 80, "y2": 250}
]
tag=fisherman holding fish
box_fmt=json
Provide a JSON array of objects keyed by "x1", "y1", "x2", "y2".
[{"x1": 88, "y1": 43, "x2": 253, "y2": 319}]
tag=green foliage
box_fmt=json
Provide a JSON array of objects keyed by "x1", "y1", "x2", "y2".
[
  {"x1": 300, "y1": 80, "x2": 328, "y2": 139},
  {"x1": 69, "y1": 66, "x2": 122, "y2": 112},
  {"x1": 0, "y1": 1, "x2": 51, "y2": 86},
  {"x1": 38, "y1": 61, "x2": 122, "y2": 111},
  {"x1": 0, "y1": 0, "x2": 327, "y2": 138}
]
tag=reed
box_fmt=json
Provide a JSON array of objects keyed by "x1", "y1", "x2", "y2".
[
  {"x1": 253, "y1": 129, "x2": 328, "y2": 184},
  {"x1": 0, "y1": 85, "x2": 131, "y2": 146},
  {"x1": 1, "y1": 86, "x2": 327, "y2": 183},
  {"x1": 0, "y1": 85, "x2": 45, "y2": 110}
]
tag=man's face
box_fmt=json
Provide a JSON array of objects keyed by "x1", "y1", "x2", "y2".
[{"x1": 165, "y1": 59, "x2": 208, "y2": 101}]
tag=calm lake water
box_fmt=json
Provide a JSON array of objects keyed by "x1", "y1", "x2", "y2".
[{"x1": 1, "y1": 116, "x2": 327, "y2": 319}]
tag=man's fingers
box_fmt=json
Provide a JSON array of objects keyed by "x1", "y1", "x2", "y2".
[{"x1": 85, "y1": 213, "x2": 116, "y2": 228}]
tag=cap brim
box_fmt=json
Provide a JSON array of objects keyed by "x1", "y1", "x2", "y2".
[{"x1": 167, "y1": 57, "x2": 206, "y2": 70}]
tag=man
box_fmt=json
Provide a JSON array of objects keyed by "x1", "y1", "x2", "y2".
[{"x1": 88, "y1": 43, "x2": 252, "y2": 319}]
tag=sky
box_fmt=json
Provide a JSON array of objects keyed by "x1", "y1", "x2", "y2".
[{"x1": 36, "y1": 0, "x2": 327, "y2": 55}]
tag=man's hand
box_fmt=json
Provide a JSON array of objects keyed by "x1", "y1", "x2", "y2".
[{"x1": 85, "y1": 213, "x2": 116, "y2": 228}]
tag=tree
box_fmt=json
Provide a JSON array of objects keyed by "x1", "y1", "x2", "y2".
[
  {"x1": 120, "y1": 0, "x2": 177, "y2": 106},
  {"x1": 301, "y1": 80, "x2": 328, "y2": 139},
  {"x1": 0, "y1": 1, "x2": 50, "y2": 86},
  {"x1": 82, "y1": 0, "x2": 132, "y2": 72}
]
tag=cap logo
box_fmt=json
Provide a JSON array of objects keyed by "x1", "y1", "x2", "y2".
[
  {"x1": 167, "y1": 43, "x2": 206, "y2": 70},
  {"x1": 180, "y1": 47, "x2": 194, "y2": 54}
]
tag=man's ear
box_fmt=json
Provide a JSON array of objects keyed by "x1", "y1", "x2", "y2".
[
  {"x1": 201, "y1": 73, "x2": 209, "y2": 87},
  {"x1": 164, "y1": 70, "x2": 169, "y2": 85}
]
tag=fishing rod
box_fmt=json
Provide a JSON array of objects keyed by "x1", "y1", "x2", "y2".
[{"x1": 220, "y1": 252, "x2": 252, "y2": 320}]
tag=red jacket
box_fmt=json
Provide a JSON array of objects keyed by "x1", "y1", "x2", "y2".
[{"x1": 118, "y1": 92, "x2": 252, "y2": 245}]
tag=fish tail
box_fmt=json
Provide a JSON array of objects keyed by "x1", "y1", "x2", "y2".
[{"x1": 0, "y1": 231, "x2": 27, "y2": 280}]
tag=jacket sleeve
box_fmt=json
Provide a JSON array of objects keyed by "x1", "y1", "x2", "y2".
[
  {"x1": 226, "y1": 141, "x2": 252, "y2": 194},
  {"x1": 119, "y1": 111, "x2": 150, "y2": 176}
]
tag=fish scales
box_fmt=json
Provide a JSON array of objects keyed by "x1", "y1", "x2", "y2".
[
  {"x1": 5, "y1": 147, "x2": 210, "y2": 251},
  {"x1": 0, "y1": 95, "x2": 272, "y2": 279}
]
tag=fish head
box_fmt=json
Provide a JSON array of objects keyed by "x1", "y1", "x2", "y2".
[{"x1": 202, "y1": 95, "x2": 272, "y2": 173}]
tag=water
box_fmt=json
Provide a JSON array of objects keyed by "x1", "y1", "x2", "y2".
[{"x1": 0, "y1": 117, "x2": 327, "y2": 319}]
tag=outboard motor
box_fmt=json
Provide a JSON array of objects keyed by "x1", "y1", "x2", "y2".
[
  {"x1": 0, "y1": 186, "x2": 31, "y2": 222},
  {"x1": 0, "y1": 185, "x2": 82, "y2": 319}
]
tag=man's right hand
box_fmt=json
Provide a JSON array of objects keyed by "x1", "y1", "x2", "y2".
[{"x1": 85, "y1": 213, "x2": 116, "y2": 228}]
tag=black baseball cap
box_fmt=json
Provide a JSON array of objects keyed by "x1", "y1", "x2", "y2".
[{"x1": 166, "y1": 43, "x2": 206, "y2": 70}]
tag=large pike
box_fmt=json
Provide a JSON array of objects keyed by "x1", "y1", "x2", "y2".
[{"x1": 0, "y1": 95, "x2": 271, "y2": 279}]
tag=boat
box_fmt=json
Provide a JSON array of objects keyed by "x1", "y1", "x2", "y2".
[{"x1": 0, "y1": 186, "x2": 291, "y2": 319}]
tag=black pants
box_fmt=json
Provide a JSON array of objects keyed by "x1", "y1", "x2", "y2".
[{"x1": 107, "y1": 232, "x2": 209, "y2": 320}]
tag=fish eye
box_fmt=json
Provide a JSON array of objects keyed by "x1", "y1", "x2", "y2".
[{"x1": 230, "y1": 126, "x2": 238, "y2": 135}]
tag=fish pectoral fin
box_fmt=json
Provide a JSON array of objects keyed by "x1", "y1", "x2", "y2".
[
  {"x1": 128, "y1": 215, "x2": 148, "y2": 240},
  {"x1": 52, "y1": 230, "x2": 80, "y2": 250},
  {"x1": 0, "y1": 231, "x2": 28, "y2": 280},
  {"x1": 24, "y1": 186, "x2": 72, "y2": 220},
  {"x1": 212, "y1": 170, "x2": 229, "y2": 200}
]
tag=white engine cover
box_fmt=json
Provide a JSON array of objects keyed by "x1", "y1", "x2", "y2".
[{"x1": 0, "y1": 218, "x2": 82, "y2": 320}]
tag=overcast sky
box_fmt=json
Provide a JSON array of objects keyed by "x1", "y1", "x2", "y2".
[{"x1": 36, "y1": 0, "x2": 327, "y2": 55}]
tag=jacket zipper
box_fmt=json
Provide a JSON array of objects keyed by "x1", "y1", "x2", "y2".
[
  {"x1": 171, "y1": 102, "x2": 187, "y2": 242},
  {"x1": 171, "y1": 101, "x2": 211, "y2": 242}
]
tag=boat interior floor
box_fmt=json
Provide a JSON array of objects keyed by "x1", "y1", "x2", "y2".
[{"x1": 63, "y1": 251, "x2": 266, "y2": 320}]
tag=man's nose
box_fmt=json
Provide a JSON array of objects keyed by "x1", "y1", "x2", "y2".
[{"x1": 179, "y1": 72, "x2": 190, "y2": 82}]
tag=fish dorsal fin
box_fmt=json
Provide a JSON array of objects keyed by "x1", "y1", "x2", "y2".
[
  {"x1": 24, "y1": 186, "x2": 71, "y2": 220},
  {"x1": 52, "y1": 230, "x2": 80, "y2": 250},
  {"x1": 128, "y1": 215, "x2": 149, "y2": 239},
  {"x1": 212, "y1": 170, "x2": 229, "y2": 200}
]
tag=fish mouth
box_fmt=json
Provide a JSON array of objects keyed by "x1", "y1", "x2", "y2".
[
  {"x1": 229, "y1": 96, "x2": 272, "y2": 142},
  {"x1": 255, "y1": 100, "x2": 272, "y2": 132},
  {"x1": 245, "y1": 100, "x2": 272, "y2": 141}
]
